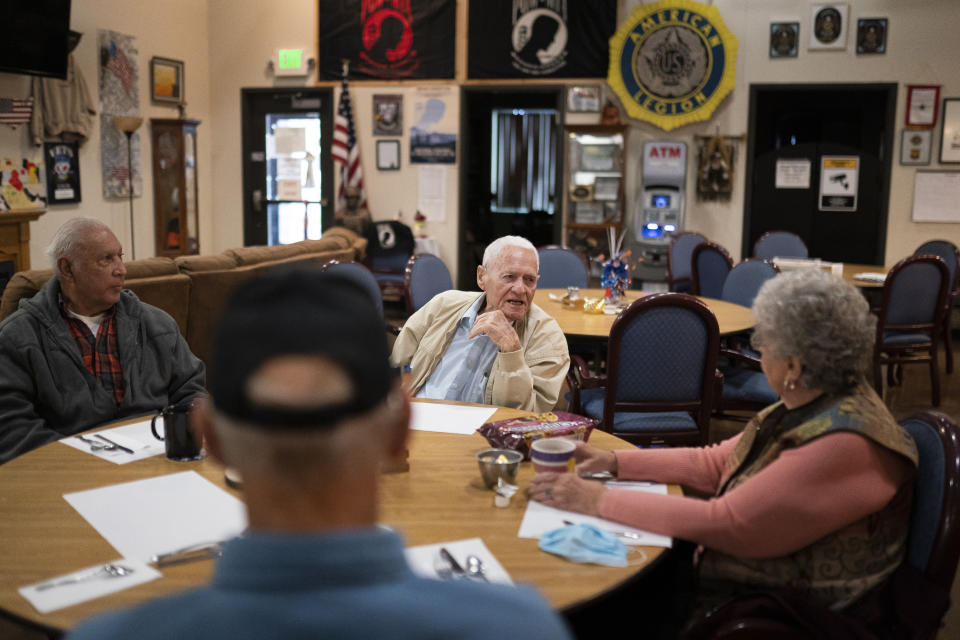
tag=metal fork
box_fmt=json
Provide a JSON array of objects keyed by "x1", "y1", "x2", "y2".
[{"x1": 35, "y1": 563, "x2": 134, "y2": 591}]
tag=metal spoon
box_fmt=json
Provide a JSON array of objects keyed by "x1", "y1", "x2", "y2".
[
  {"x1": 466, "y1": 555, "x2": 488, "y2": 582},
  {"x1": 36, "y1": 563, "x2": 134, "y2": 591},
  {"x1": 76, "y1": 434, "x2": 113, "y2": 452}
]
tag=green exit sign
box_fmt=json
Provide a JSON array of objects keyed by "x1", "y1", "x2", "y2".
[
  {"x1": 275, "y1": 48, "x2": 308, "y2": 76},
  {"x1": 278, "y1": 49, "x2": 302, "y2": 69}
]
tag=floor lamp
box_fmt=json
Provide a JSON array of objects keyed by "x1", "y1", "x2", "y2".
[{"x1": 113, "y1": 116, "x2": 143, "y2": 260}]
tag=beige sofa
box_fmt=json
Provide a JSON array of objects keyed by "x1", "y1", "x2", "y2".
[{"x1": 0, "y1": 227, "x2": 367, "y2": 365}]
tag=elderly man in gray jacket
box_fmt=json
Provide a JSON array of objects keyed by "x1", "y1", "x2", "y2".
[{"x1": 0, "y1": 217, "x2": 204, "y2": 464}]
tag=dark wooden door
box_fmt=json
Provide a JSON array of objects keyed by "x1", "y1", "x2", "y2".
[{"x1": 744, "y1": 84, "x2": 896, "y2": 264}]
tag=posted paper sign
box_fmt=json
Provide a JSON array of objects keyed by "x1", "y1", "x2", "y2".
[
  {"x1": 818, "y1": 156, "x2": 859, "y2": 211},
  {"x1": 775, "y1": 159, "x2": 811, "y2": 189}
]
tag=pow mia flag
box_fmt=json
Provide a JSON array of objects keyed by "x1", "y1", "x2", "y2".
[
  {"x1": 468, "y1": 0, "x2": 616, "y2": 79},
  {"x1": 317, "y1": 0, "x2": 455, "y2": 80}
]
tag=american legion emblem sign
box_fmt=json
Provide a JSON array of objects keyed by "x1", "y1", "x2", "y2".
[{"x1": 608, "y1": 0, "x2": 738, "y2": 131}]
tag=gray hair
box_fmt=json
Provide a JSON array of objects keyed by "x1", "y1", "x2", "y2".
[
  {"x1": 751, "y1": 268, "x2": 875, "y2": 394},
  {"x1": 46, "y1": 217, "x2": 111, "y2": 277},
  {"x1": 482, "y1": 236, "x2": 538, "y2": 270}
]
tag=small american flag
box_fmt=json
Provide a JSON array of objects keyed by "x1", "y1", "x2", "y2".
[
  {"x1": 332, "y1": 67, "x2": 366, "y2": 209},
  {"x1": 106, "y1": 43, "x2": 135, "y2": 95},
  {"x1": 0, "y1": 97, "x2": 34, "y2": 129}
]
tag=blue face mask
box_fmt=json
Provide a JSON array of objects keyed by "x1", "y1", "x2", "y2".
[{"x1": 538, "y1": 523, "x2": 628, "y2": 567}]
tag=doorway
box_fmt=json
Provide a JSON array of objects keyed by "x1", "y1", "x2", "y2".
[
  {"x1": 743, "y1": 84, "x2": 896, "y2": 264},
  {"x1": 458, "y1": 86, "x2": 564, "y2": 289},
  {"x1": 241, "y1": 88, "x2": 334, "y2": 246}
]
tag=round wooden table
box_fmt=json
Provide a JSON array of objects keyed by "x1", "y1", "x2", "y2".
[
  {"x1": 0, "y1": 406, "x2": 676, "y2": 633},
  {"x1": 534, "y1": 288, "x2": 755, "y2": 337}
]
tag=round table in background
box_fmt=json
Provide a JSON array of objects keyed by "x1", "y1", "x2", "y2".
[{"x1": 534, "y1": 288, "x2": 755, "y2": 338}]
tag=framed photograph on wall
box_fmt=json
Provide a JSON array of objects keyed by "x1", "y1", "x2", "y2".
[
  {"x1": 372, "y1": 94, "x2": 402, "y2": 136},
  {"x1": 900, "y1": 129, "x2": 931, "y2": 166},
  {"x1": 906, "y1": 85, "x2": 940, "y2": 128},
  {"x1": 150, "y1": 57, "x2": 184, "y2": 104},
  {"x1": 809, "y1": 4, "x2": 848, "y2": 50},
  {"x1": 567, "y1": 86, "x2": 601, "y2": 113},
  {"x1": 769, "y1": 22, "x2": 799, "y2": 58},
  {"x1": 44, "y1": 141, "x2": 81, "y2": 204},
  {"x1": 939, "y1": 99, "x2": 960, "y2": 164},
  {"x1": 856, "y1": 18, "x2": 887, "y2": 54},
  {"x1": 376, "y1": 139, "x2": 400, "y2": 170}
]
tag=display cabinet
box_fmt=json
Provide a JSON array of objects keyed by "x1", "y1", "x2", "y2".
[
  {"x1": 150, "y1": 118, "x2": 200, "y2": 256},
  {"x1": 563, "y1": 124, "x2": 626, "y2": 267}
]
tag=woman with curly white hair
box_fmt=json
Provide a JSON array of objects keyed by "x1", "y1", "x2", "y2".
[{"x1": 531, "y1": 268, "x2": 918, "y2": 618}]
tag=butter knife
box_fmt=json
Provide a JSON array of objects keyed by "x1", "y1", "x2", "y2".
[
  {"x1": 95, "y1": 434, "x2": 135, "y2": 454},
  {"x1": 438, "y1": 547, "x2": 467, "y2": 578}
]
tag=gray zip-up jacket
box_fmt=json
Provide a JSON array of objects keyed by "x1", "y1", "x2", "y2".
[{"x1": 0, "y1": 277, "x2": 205, "y2": 464}]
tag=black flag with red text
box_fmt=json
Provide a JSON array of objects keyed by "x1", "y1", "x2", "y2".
[{"x1": 318, "y1": 0, "x2": 455, "y2": 80}]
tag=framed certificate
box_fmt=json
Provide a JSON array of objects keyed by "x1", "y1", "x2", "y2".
[
  {"x1": 900, "y1": 129, "x2": 931, "y2": 166},
  {"x1": 939, "y1": 99, "x2": 960, "y2": 164},
  {"x1": 906, "y1": 85, "x2": 940, "y2": 128}
]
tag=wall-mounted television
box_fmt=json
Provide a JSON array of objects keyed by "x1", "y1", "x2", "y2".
[{"x1": 0, "y1": 0, "x2": 72, "y2": 79}]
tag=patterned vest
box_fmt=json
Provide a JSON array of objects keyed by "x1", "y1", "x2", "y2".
[{"x1": 698, "y1": 383, "x2": 918, "y2": 610}]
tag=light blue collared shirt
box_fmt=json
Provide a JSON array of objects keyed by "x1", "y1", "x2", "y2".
[{"x1": 416, "y1": 296, "x2": 501, "y2": 404}]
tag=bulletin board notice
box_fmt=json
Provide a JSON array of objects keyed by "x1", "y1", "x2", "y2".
[{"x1": 912, "y1": 171, "x2": 960, "y2": 223}]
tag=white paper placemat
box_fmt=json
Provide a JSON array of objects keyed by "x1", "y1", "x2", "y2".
[
  {"x1": 19, "y1": 559, "x2": 160, "y2": 614},
  {"x1": 410, "y1": 402, "x2": 497, "y2": 435},
  {"x1": 60, "y1": 418, "x2": 166, "y2": 464},
  {"x1": 63, "y1": 471, "x2": 246, "y2": 563},
  {"x1": 518, "y1": 481, "x2": 672, "y2": 548},
  {"x1": 405, "y1": 537, "x2": 513, "y2": 585}
]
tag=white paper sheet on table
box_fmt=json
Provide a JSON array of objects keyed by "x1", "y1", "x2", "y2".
[
  {"x1": 518, "y1": 481, "x2": 672, "y2": 548},
  {"x1": 404, "y1": 537, "x2": 513, "y2": 585},
  {"x1": 63, "y1": 471, "x2": 247, "y2": 563},
  {"x1": 18, "y1": 559, "x2": 161, "y2": 614},
  {"x1": 410, "y1": 402, "x2": 497, "y2": 435},
  {"x1": 59, "y1": 418, "x2": 166, "y2": 464},
  {"x1": 853, "y1": 272, "x2": 886, "y2": 282}
]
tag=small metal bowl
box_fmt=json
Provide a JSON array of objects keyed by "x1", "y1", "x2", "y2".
[{"x1": 476, "y1": 448, "x2": 523, "y2": 489}]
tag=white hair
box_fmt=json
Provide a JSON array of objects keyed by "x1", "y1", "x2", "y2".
[
  {"x1": 482, "y1": 236, "x2": 538, "y2": 270},
  {"x1": 46, "y1": 217, "x2": 111, "y2": 277}
]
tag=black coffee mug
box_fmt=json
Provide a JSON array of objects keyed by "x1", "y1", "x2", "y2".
[{"x1": 151, "y1": 402, "x2": 203, "y2": 461}]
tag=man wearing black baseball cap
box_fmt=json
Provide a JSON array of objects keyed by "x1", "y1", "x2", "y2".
[{"x1": 68, "y1": 268, "x2": 570, "y2": 640}]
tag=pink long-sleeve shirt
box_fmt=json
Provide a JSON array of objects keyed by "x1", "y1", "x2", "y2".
[{"x1": 597, "y1": 432, "x2": 913, "y2": 559}]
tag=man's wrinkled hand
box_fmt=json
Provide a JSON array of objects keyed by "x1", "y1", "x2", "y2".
[{"x1": 469, "y1": 311, "x2": 521, "y2": 352}]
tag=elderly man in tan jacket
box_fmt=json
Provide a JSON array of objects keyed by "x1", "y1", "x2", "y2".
[{"x1": 391, "y1": 236, "x2": 569, "y2": 413}]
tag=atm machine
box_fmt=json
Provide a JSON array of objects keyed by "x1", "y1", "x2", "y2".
[{"x1": 633, "y1": 141, "x2": 687, "y2": 285}]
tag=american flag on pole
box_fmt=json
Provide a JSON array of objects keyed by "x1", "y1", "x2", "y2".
[
  {"x1": 0, "y1": 97, "x2": 34, "y2": 129},
  {"x1": 332, "y1": 65, "x2": 366, "y2": 209}
]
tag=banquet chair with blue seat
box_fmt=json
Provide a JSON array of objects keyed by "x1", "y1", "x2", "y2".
[
  {"x1": 536, "y1": 245, "x2": 589, "y2": 289},
  {"x1": 403, "y1": 253, "x2": 453, "y2": 314},
  {"x1": 753, "y1": 230, "x2": 808, "y2": 259},
  {"x1": 915, "y1": 240, "x2": 960, "y2": 374},
  {"x1": 567, "y1": 293, "x2": 721, "y2": 447},
  {"x1": 682, "y1": 411, "x2": 960, "y2": 639},
  {"x1": 716, "y1": 260, "x2": 780, "y2": 414},
  {"x1": 691, "y1": 241, "x2": 734, "y2": 300},
  {"x1": 873, "y1": 254, "x2": 950, "y2": 407},
  {"x1": 667, "y1": 231, "x2": 707, "y2": 293}
]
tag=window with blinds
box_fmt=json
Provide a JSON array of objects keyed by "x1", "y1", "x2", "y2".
[{"x1": 490, "y1": 108, "x2": 558, "y2": 215}]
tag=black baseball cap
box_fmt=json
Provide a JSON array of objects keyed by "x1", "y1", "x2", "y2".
[{"x1": 209, "y1": 267, "x2": 392, "y2": 429}]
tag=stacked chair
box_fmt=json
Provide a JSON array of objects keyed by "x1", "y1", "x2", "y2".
[{"x1": 914, "y1": 240, "x2": 960, "y2": 373}]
